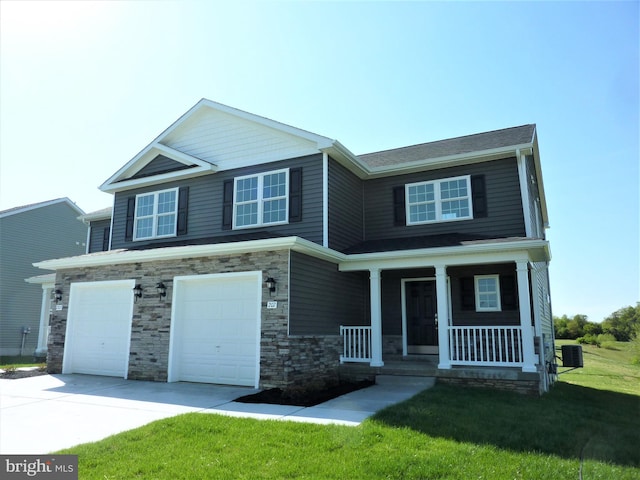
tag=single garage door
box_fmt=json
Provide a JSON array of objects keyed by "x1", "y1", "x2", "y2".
[
  {"x1": 63, "y1": 280, "x2": 134, "y2": 377},
  {"x1": 169, "y1": 272, "x2": 261, "y2": 387}
]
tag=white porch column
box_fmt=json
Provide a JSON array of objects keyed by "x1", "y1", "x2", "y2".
[
  {"x1": 516, "y1": 260, "x2": 537, "y2": 372},
  {"x1": 36, "y1": 286, "x2": 53, "y2": 355},
  {"x1": 369, "y1": 268, "x2": 384, "y2": 367},
  {"x1": 435, "y1": 264, "x2": 451, "y2": 369}
]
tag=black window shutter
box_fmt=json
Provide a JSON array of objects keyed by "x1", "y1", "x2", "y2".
[
  {"x1": 125, "y1": 196, "x2": 136, "y2": 241},
  {"x1": 177, "y1": 187, "x2": 189, "y2": 236},
  {"x1": 222, "y1": 179, "x2": 234, "y2": 230},
  {"x1": 393, "y1": 186, "x2": 406, "y2": 226},
  {"x1": 471, "y1": 175, "x2": 488, "y2": 218},
  {"x1": 500, "y1": 275, "x2": 518, "y2": 310},
  {"x1": 460, "y1": 277, "x2": 475, "y2": 311},
  {"x1": 102, "y1": 227, "x2": 110, "y2": 251},
  {"x1": 289, "y1": 167, "x2": 303, "y2": 222}
]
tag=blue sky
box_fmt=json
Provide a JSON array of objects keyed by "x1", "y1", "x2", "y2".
[{"x1": 1, "y1": 1, "x2": 638, "y2": 322}]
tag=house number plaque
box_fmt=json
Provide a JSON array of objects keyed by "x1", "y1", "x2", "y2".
[{"x1": 267, "y1": 301, "x2": 277, "y2": 309}]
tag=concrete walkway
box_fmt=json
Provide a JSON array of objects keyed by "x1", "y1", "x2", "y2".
[{"x1": 0, "y1": 374, "x2": 434, "y2": 454}]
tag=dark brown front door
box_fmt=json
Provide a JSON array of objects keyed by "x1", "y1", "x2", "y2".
[{"x1": 405, "y1": 280, "x2": 438, "y2": 354}]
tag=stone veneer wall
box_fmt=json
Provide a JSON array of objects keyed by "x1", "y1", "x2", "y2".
[
  {"x1": 383, "y1": 335, "x2": 403, "y2": 356},
  {"x1": 437, "y1": 376, "x2": 542, "y2": 396},
  {"x1": 47, "y1": 249, "x2": 339, "y2": 388}
]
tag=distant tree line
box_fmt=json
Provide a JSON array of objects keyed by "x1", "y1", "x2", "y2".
[{"x1": 554, "y1": 303, "x2": 640, "y2": 347}]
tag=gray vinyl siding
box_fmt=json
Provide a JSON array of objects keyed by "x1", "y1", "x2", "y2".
[
  {"x1": 289, "y1": 251, "x2": 368, "y2": 335},
  {"x1": 363, "y1": 157, "x2": 526, "y2": 240},
  {"x1": 87, "y1": 219, "x2": 111, "y2": 253},
  {"x1": 0, "y1": 202, "x2": 87, "y2": 355},
  {"x1": 526, "y1": 155, "x2": 545, "y2": 239},
  {"x1": 132, "y1": 155, "x2": 192, "y2": 178},
  {"x1": 111, "y1": 154, "x2": 324, "y2": 250},
  {"x1": 328, "y1": 157, "x2": 364, "y2": 251},
  {"x1": 447, "y1": 264, "x2": 521, "y2": 326},
  {"x1": 533, "y1": 262, "x2": 554, "y2": 361}
]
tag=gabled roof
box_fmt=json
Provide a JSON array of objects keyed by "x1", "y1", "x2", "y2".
[
  {"x1": 100, "y1": 99, "x2": 345, "y2": 193},
  {"x1": 97, "y1": 99, "x2": 547, "y2": 227},
  {"x1": 0, "y1": 197, "x2": 84, "y2": 219},
  {"x1": 358, "y1": 124, "x2": 536, "y2": 169},
  {"x1": 100, "y1": 142, "x2": 218, "y2": 193},
  {"x1": 355, "y1": 123, "x2": 548, "y2": 228}
]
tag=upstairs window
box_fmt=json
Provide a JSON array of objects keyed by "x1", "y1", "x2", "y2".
[
  {"x1": 406, "y1": 175, "x2": 472, "y2": 225},
  {"x1": 234, "y1": 169, "x2": 289, "y2": 228},
  {"x1": 133, "y1": 188, "x2": 178, "y2": 240},
  {"x1": 475, "y1": 275, "x2": 501, "y2": 312}
]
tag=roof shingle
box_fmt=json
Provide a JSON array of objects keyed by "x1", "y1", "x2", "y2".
[{"x1": 357, "y1": 124, "x2": 536, "y2": 168}]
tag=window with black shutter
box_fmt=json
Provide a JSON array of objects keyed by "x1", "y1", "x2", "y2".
[
  {"x1": 102, "y1": 227, "x2": 110, "y2": 251},
  {"x1": 224, "y1": 168, "x2": 300, "y2": 229},
  {"x1": 460, "y1": 277, "x2": 475, "y2": 310},
  {"x1": 177, "y1": 186, "x2": 189, "y2": 236},
  {"x1": 125, "y1": 197, "x2": 135, "y2": 241},
  {"x1": 500, "y1": 275, "x2": 518, "y2": 310},
  {"x1": 289, "y1": 167, "x2": 303, "y2": 222},
  {"x1": 393, "y1": 186, "x2": 406, "y2": 226},
  {"x1": 471, "y1": 175, "x2": 487, "y2": 218}
]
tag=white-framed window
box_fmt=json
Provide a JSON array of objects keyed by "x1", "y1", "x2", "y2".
[
  {"x1": 133, "y1": 188, "x2": 178, "y2": 240},
  {"x1": 234, "y1": 169, "x2": 289, "y2": 229},
  {"x1": 475, "y1": 275, "x2": 501, "y2": 312},
  {"x1": 406, "y1": 175, "x2": 472, "y2": 225}
]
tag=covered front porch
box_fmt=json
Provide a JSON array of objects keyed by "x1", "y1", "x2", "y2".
[
  {"x1": 337, "y1": 239, "x2": 552, "y2": 392},
  {"x1": 340, "y1": 324, "x2": 534, "y2": 369}
]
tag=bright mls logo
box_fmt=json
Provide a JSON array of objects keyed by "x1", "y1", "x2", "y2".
[{"x1": 1, "y1": 455, "x2": 77, "y2": 479}]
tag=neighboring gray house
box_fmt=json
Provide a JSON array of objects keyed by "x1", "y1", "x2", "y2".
[
  {"x1": 35, "y1": 99, "x2": 555, "y2": 394},
  {"x1": 0, "y1": 198, "x2": 87, "y2": 357}
]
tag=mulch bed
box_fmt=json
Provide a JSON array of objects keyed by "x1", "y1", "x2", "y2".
[
  {"x1": 0, "y1": 369, "x2": 48, "y2": 380},
  {"x1": 235, "y1": 380, "x2": 374, "y2": 407}
]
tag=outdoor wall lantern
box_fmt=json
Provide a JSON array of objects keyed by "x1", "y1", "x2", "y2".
[
  {"x1": 156, "y1": 282, "x2": 167, "y2": 300},
  {"x1": 132, "y1": 284, "x2": 143, "y2": 303},
  {"x1": 265, "y1": 277, "x2": 276, "y2": 293},
  {"x1": 54, "y1": 289, "x2": 63, "y2": 303}
]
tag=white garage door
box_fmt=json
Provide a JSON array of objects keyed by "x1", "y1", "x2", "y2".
[
  {"x1": 63, "y1": 280, "x2": 134, "y2": 377},
  {"x1": 170, "y1": 272, "x2": 261, "y2": 387}
]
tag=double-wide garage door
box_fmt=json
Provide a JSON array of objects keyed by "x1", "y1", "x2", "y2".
[
  {"x1": 169, "y1": 272, "x2": 262, "y2": 387},
  {"x1": 63, "y1": 273, "x2": 262, "y2": 387}
]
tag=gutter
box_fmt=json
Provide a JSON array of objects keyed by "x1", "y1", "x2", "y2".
[
  {"x1": 339, "y1": 238, "x2": 551, "y2": 271},
  {"x1": 33, "y1": 235, "x2": 550, "y2": 273},
  {"x1": 33, "y1": 236, "x2": 347, "y2": 271},
  {"x1": 365, "y1": 143, "x2": 535, "y2": 177}
]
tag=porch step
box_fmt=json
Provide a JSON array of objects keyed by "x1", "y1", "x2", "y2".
[{"x1": 375, "y1": 375, "x2": 436, "y2": 388}]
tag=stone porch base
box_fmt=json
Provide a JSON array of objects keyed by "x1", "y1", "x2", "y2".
[{"x1": 338, "y1": 357, "x2": 543, "y2": 396}]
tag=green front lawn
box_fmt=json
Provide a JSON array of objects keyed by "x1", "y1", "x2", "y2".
[
  {"x1": 555, "y1": 339, "x2": 640, "y2": 395},
  {"x1": 58, "y1": 341, "x2": 640, "y2": 479}
]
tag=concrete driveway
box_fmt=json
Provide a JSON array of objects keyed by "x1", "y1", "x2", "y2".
[{"x1": 0, "y1": 373, "x2": 433, "y2": 454}]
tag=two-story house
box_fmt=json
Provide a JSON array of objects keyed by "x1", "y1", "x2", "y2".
[
  {"x1": 35, "y1": 99, "x2": 555, "y2": 394},
  {"x1": 0, "y1": 198, "x2": 87, "y2": 358}
]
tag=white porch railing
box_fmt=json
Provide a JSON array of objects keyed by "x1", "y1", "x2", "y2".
[
  {"x1": 340, "y1": 325, "x2": 527, "y2": 368},
  {"x1": 340, "y1": 326, "x2": 372, "y2": 363},
  {"x1": 449, "y1": 326, "x2": 524, "y2": 367}
]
